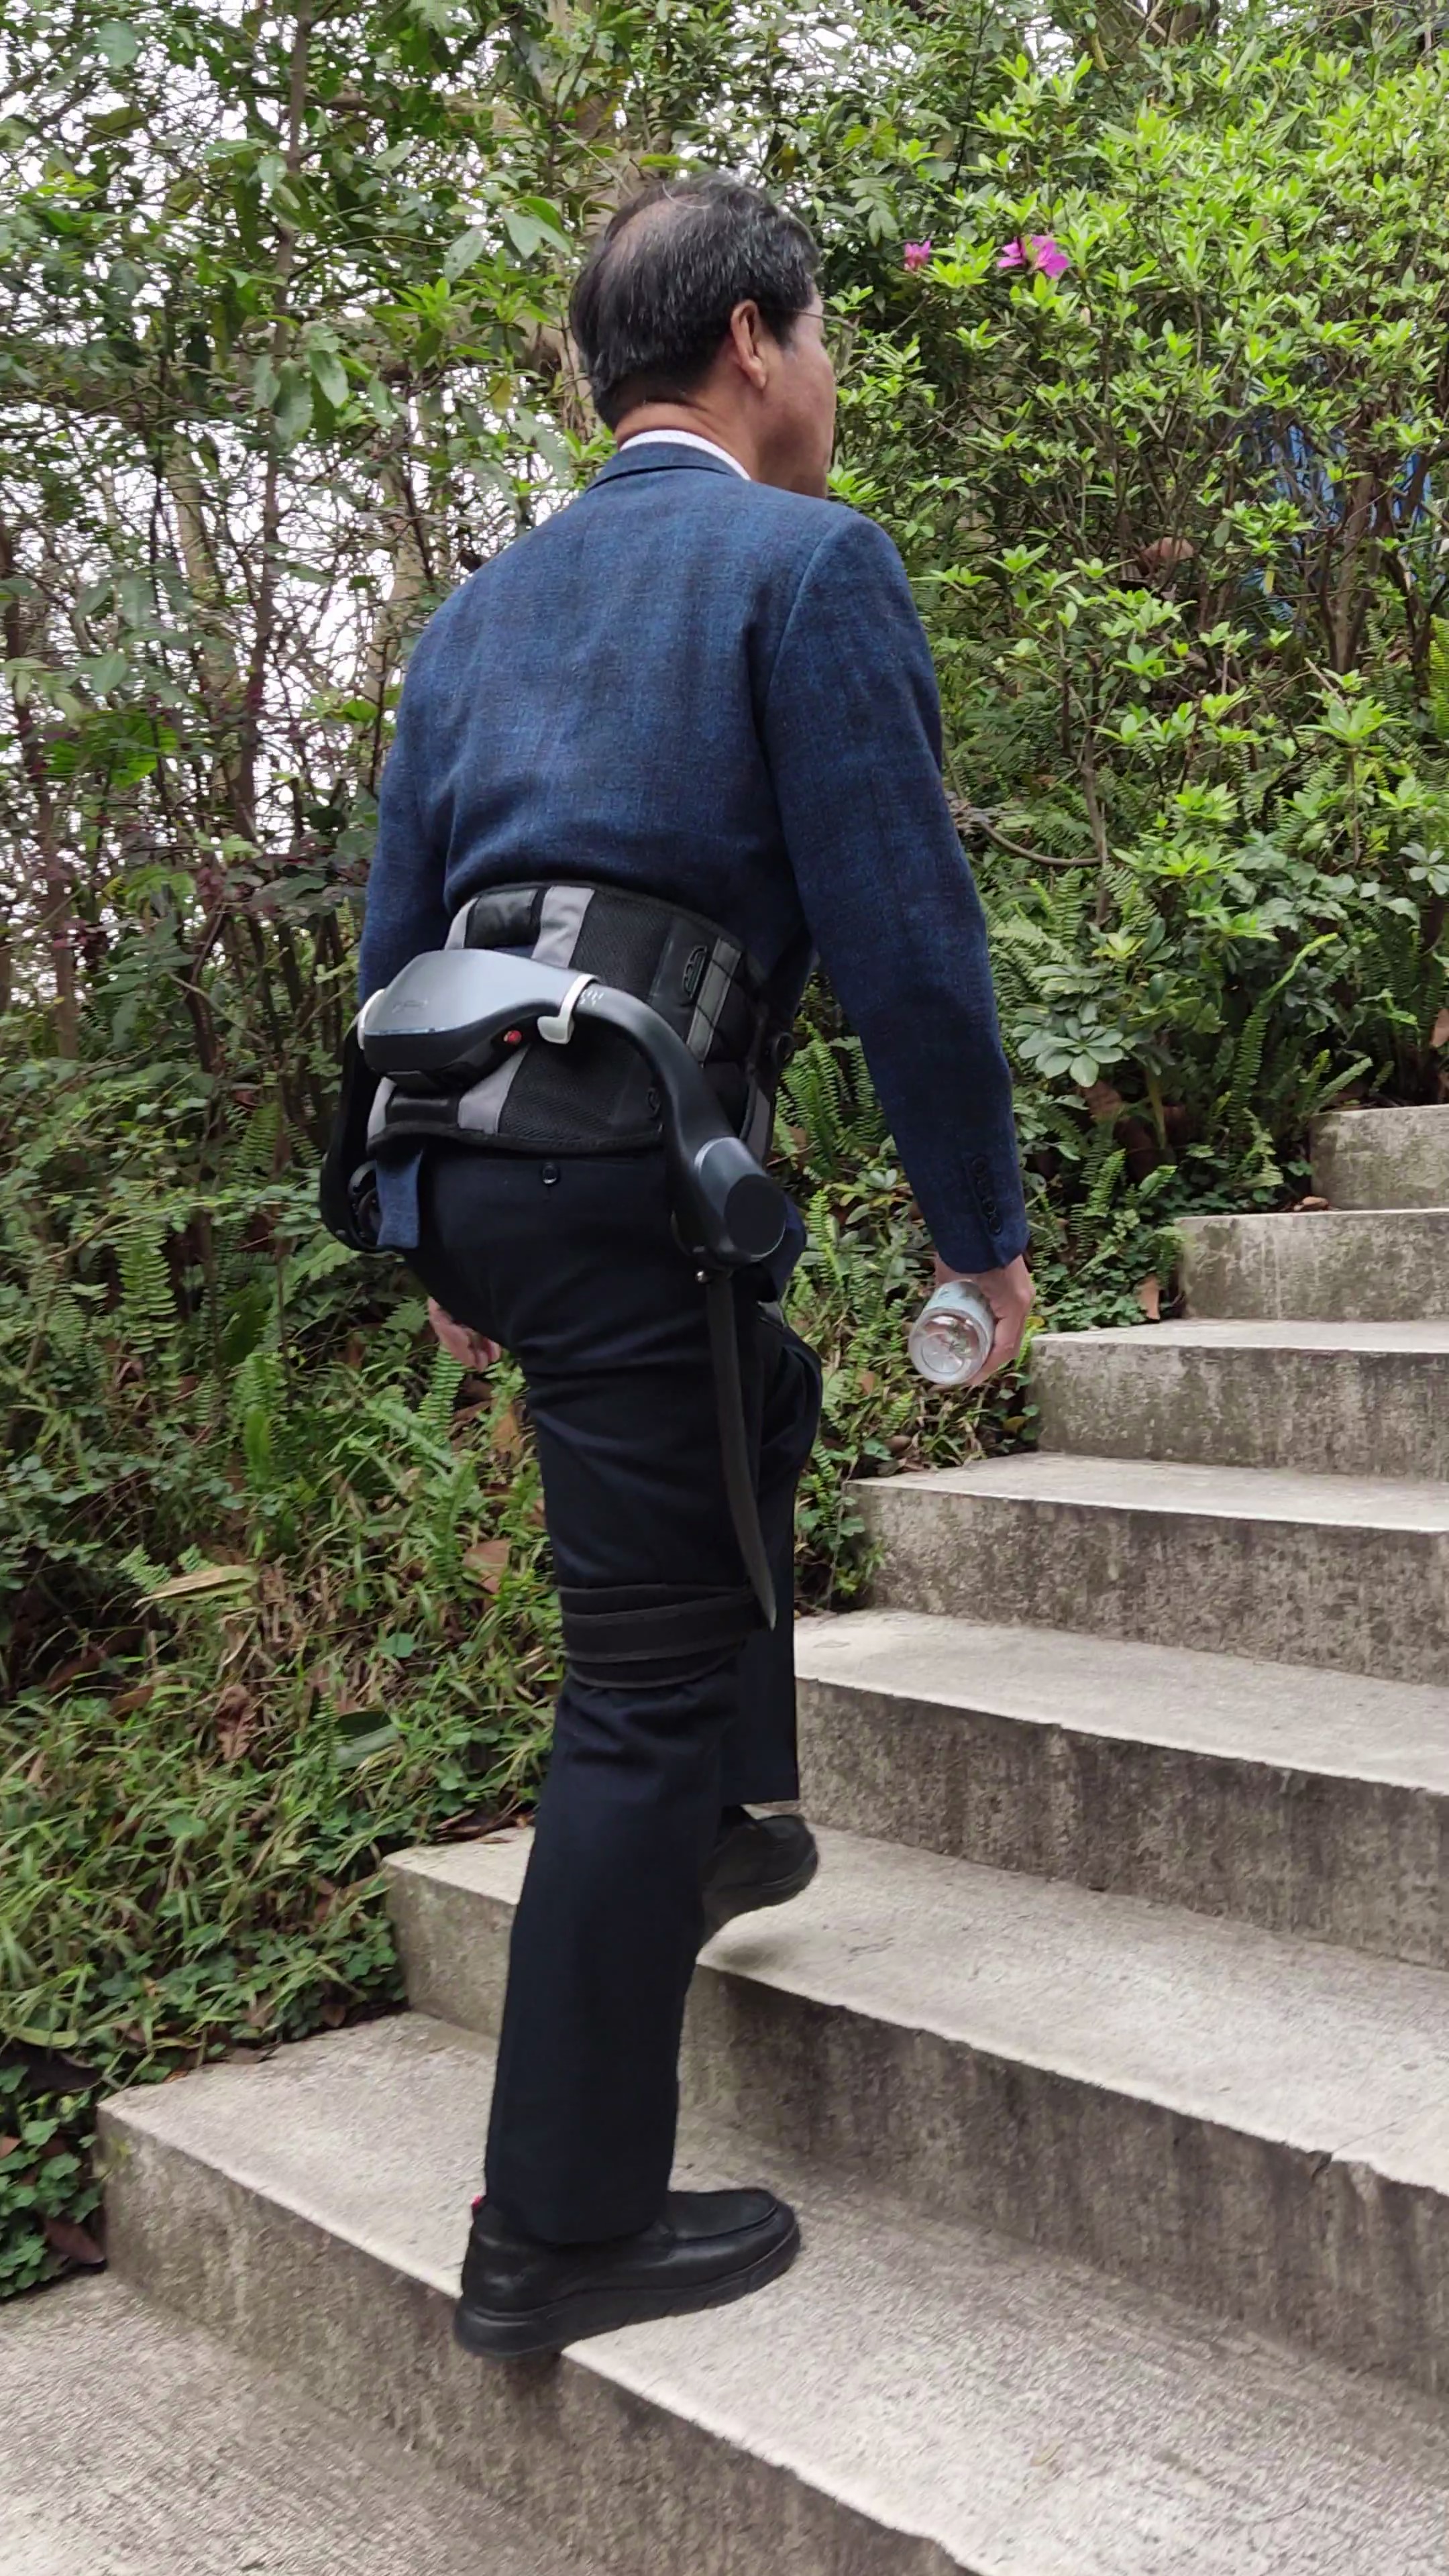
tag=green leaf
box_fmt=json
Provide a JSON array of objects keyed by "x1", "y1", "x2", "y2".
[
  {"x1": 309, "y1": 346, "x2": 349, "y2": 411},
  {"x1": 510, "y1": 196, "x2": 572, "y2": 256},
  {"x1": 442, "y1": 223, "x2": 490, "y2": 281},
  {"x1": 272, "y1": 363, "x2": 313, "y2": 447},
  {"x1": 502, "y1": 210, "x2": 548, "y2": 260},
  {"x1": 333, "y1": 1712, "x2": 400, "y2": 1770},
  {"x1": 96, "y1": 19, "x2": 138, "y2": 67}
]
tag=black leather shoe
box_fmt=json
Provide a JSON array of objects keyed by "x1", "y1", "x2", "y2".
[
  {"x1": 455, "y1": 2188, "x2": 800, "y2": 2359},
  {"x1": 701, "y1": 1809, "x2": 818, "y2": 1943}
]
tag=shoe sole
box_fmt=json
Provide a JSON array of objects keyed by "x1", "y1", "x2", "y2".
[
  {"x1": 453, "y1": 2214, "x2": 802, "y2": 2362},
  {"x1": 700, "y1": 1839, "x2": 820, "y2": 1946}
]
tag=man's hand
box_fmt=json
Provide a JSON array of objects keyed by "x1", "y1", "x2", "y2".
[
  {"x1": 427, "y1": 1297, "x2": 502, "y2": 1372},
  {"x1": 932, "y1": 1252, "x2": 1033, "y2": 1380}
]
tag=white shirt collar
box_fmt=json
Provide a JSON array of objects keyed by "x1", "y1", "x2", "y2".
[{"x1": 618, "y1": 429, "x2": 751, "y2": 481}]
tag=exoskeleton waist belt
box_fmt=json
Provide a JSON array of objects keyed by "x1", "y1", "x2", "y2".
[{"x1": 366, "y1": 879, "x2": 790, "y2": 1167}]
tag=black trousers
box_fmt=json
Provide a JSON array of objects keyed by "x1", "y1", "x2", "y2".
[{"x1": 413, "y1": 1145, "x2": 822, "y2": 2243}]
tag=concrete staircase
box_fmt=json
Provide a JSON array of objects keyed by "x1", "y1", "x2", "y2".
[{"x1": 103, "y1": 1103, "x2": 1449, "y2": 2573}]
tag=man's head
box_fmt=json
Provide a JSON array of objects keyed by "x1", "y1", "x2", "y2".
[{"x1": 568, "y1": 176, "x2": 836, "y2": 496}]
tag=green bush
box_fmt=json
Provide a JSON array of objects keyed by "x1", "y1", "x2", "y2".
[
  {"x1": 826, "y1": 34, "x2": 1449, "y2": 1189},
  {"x1": 0, "y1": 998, "x2": 563, "y2": 2285}
]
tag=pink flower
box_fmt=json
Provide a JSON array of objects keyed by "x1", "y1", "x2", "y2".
[
  {"x1": 903, "y1": 240, "x2": 933, "y2": 271},
  {"x1": 998, "y1": 233, "x2": 1071, "y2": 279}
]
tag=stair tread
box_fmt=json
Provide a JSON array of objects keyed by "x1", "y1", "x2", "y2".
[
  {"x1": 875, "y1": 1450, "x2": 1449, "y2": 1529},
  {"x1": 795, "y1": 1610, "x2": 1449, "y2": 1790},
  {"x1": 105, "y1": 2012, "x2": 1449, "y2": 2575},
  {"x1": 0, "y1": 2270, "x2": 590, "y2": 2576},
  {"x1": 391, "y1": 1826, "x2": 1449, "y2": 2196},
  {"x1": 1034, "y1": 1318, "x2": 1449, "y2": 1352}
]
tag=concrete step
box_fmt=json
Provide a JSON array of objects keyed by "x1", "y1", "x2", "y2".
[
  {"x1": 1179, "y1": 1206, "x2": 1449, "y2": 1321},
  {"x1": 859, "y1": 1452, "x2": 1449, "y2": 1682},
  {"x1": 1032, "y1": 1319, "x2": 1449, "y2": 1479},
  {"x1": 0, "y1": 2269, "x2": 591, "y2": 2576},
  {"x1": 794, "y1": 1610, "x2": 1449, "y2": 1966},
  {"x1": 386, "y1": 1827, "x2": 1449, "y2": 2393},
  {"x1": 102, "y1": 2012, "x2": 1449, "y2": 2575},
  {"x1": 1313, "y1": 1104, "x2": 1449, "y2": 1208}
]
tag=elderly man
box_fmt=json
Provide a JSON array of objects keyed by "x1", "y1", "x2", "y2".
[{"x1": 355, "y1": 174, "x2": 1030, "y2": 2357}]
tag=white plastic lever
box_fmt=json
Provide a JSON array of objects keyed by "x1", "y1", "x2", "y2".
[{"x1": 537, "y1": 971, "x2": 597, "y2": 1045}]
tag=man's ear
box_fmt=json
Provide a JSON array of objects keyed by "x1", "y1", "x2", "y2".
[{"x1": 726, "y1": 300, "x2": 771, "y2": 395}]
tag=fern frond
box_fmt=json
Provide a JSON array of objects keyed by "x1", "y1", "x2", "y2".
[
  {"x1": 1085, "y1": 1146, "x2": 1127, "y2": 1216},
  {"x1": 118, "y1": 1227, "x2": 176, "y2": 1356},
  {"x1": 417, "y1": 1347, "x2": 464, "y2": 1441}
]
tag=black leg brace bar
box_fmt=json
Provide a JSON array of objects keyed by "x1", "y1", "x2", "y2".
[{"x1": 702, "y1": 1270, "x2": 777, "y2": 1629}]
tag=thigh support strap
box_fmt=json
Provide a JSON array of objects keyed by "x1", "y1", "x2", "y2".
[{"x1": 559, "y1": 1580, "x2": 765, "y2": 1688}]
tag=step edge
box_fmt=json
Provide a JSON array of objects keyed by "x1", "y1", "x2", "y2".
[
  {"x1": 1032, "y1": 1326, "x2": 1449, "y2": 1352},
  {"x1": 1177, "y1": 1206, "x2": 1449, "y2": 1226},
  {"x1": 854, "y1": 1458, "x2": 1449, "y2": 1532},
  {"x1": 384, "y1": 1833, "x2": 1449, "y2": 2196},
  {"x1": 793, "y1": 1658, "x2": 1449, "y2": 1795}
]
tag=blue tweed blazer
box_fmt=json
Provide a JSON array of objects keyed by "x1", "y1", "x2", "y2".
[{"x1": 359, "y1": 439, "x2": 1026, "y2": 1271}]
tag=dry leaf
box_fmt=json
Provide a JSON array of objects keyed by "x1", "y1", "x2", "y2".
[
  {"x1": 43, "y1": 2216, "x2": 105, "y2": 2268},
  {"x1": 1136, "y1": 1273, "x2": 1162, "y2": 1322},
  {"x1": 49, "y1": 1647, "x2": 106, "y2": 1687},
  {"x1": 213, "y1": 1681, "x2": 257, "y2": 1764},
  {"x1": 464, "y1": 1538, "x2": 511, "y2": 1594},
  {"x1": 1295, "y1": 1195, "x2": 1330, "y2": 1212},
  {"x1": 1079, "y1": 1079, "x2": 1126, "y2": 1124},
  {"x1": 858, "y1": 1369, "x2": 879, "y2": 1395},
  {"x1": 148, "y1": 1564, "x2": 254, "y2": 1601},
  {"x1": 0, "y1": 2137, "x2": 19, "y2": 2159},
  {"x1": 1433, "y1": 1008, "x2": 1449, "y2": 1051},
  {"x1": 491, "y1": 1404, "x2": 524, "y2": 1460},
  {"x1": 110, "y1": 1682, "x2": 156, "y2": 1717}
]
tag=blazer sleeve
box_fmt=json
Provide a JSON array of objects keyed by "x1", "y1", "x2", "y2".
[
  {"x1": 356, "y1": 660, "x2": 451, "y2": 1003},
  {"x1": 762, "y1": 509, "x2": 1028, "y2": 1273}
]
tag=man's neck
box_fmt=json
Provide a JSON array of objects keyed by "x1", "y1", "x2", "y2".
[{"x1": 616, "y1": 405, "x2": 756, "y2": 480}]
